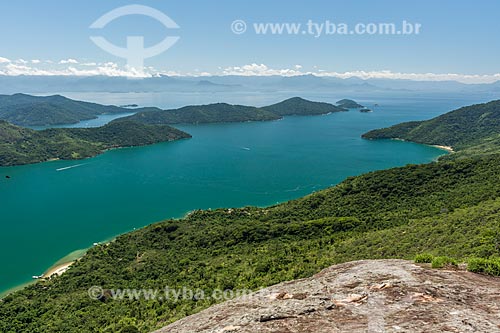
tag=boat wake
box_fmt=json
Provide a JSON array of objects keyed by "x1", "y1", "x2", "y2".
[{"x1": 56, "y1": 163, "x2": 86, "y2": 172}]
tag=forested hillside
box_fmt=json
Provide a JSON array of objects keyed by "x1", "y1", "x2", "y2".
[
  {"x1": 115, "y1": 97, "x2": 347, "y2": 125},
  {"x1": 0, "y1": 120, "x2": 190, "y2": 166},
  {"x1": 116, "y1": 103, "x2": 281, "y2": 125},
  {"x1": 1, "y1": 153, "x2": 499, "y2": 332},
  {"x1": 362, "y1": 100, "x2": 500, "y2": 158},
  {"x1": 0, "y1": 93, "x2": 131, "y2": 126},
  {"x1": 1, "y1": 100, "x2": 500, "y2": 333}
]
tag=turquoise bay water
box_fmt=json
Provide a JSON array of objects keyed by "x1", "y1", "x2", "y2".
[
  {"x1": 0, "y1": 95, "x2": 485, "y2": 294},
  {"x1": 29, "y1": 112, "x2": 136, "y2": 130}
]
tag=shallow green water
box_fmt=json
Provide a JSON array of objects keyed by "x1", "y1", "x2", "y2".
[{"x1": 0, "y1": 97, "x2": 476, "y2": 293}]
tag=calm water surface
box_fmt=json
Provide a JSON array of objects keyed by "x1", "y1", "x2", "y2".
[{"x1": 0, "y1": 94, "x2": 487, "y2": 293}]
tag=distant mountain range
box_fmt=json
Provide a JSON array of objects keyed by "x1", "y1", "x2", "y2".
[{"x1": 0, "y1": 75, "x2": 498, "y2": 95}]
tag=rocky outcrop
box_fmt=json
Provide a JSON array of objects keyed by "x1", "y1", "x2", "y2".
[{"x1": 155, "y1": 259, "x2": 500, "y2": 333}]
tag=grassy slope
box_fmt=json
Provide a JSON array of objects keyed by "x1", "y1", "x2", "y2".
[
  {"x1": 0, "y1": 121, "x2": 191, "y2": 166},
  {"x1": 1, "y1": 154, "x2": 500, "y2": 332}
]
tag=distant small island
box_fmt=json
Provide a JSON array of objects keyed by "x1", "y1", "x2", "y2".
[
  {"x1": 359, "y1": 108, "x2": 373, "y2": 113},
  {"x1": 263, "y1": 97, "x2": 347, "y2": 116},
  {"x1": 336, "y1": 99, "x2": 364, "y2": 109}
]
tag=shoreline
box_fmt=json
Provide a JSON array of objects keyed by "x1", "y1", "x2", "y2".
[
  {"x1": 2, "y1": 207, "x2": 212, "y2": 298},
  {"x1": 1, "y1": 137, "x2": 453, "y2": 298},
  {"x1": 43, "y1": 261, "x2": 75, "y2": 278},
  {"x1": 391, "y1": 138, "x2": 454, "y2": 153},
  {"x1": 0, "y1": 281, "x2": 35, "y2": 299},
  {"x1": 0, "y1": 136, "x2": 192, "y2": 168},
  {"x1": 0, "y1": 234, "x2": 127, "y2": 298},
  {"x1": 1, "y1": 134, "x2": 449, "y2": 297},
  {"x1": 0, "y1": 248, "x2": 89, "y2": 299},
  {"x1": 431, "y1": 144, "x2": 454, "y2": 152}
]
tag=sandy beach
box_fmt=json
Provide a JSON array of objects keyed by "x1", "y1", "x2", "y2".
[
  {"x1": 43, "y1": 261, "x2": 75, "y2": 278},
  {"x1": 392, "y1": 138, "x2": 454, "y2": 153},
  {"x1": 432, "y1": 145, "x2": 454, "y2": 152},
  {"x1": 1, "y1": 262, "x2": 74, "y2": 298}
]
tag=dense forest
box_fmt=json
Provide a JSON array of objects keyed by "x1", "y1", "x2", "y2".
[
  {"x1": 362, "y1": 100, "x2": 500, "y2": 158},
  {"x1": 116, "y1": 103, "x2": 281, "y2": 125},
  {"x1": 262, "y1": 97, "x2": 346, "y2": 116},
  {"x1": 0, "y1": 93, "x2": 135, "y2": 126},
  {"x1": 0, "y1": 120, "x2": 190, "y2": 166},
  {"x1": 115, "y1": 97, "x2": 347, "y2": 125},
  {"x1": 0, "y1": 96, "x2": 361, "y2": 166},
  {"x1": 0, "y1": 93, "x2": 354, "y2": 127},
  {"x1": 1, "y1": 99, "x2": 499, "y2": 332}
]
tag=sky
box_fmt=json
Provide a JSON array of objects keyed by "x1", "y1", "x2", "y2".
[{"x1": 0, "y1": 0, "x2": 499, "y2": 82}]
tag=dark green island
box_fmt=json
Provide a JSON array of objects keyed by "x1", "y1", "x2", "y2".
[
  {"x1": 0, "y1": 95, "x2": 353, "y2": 166},
  {"x1": 336, "y1": 99, "x2": 364, "y2": 109},
  {"x1": 0, "y1": 120, "x2": 191, "y2": 166},
  {"x1": 0, "y1": 93, "x2": 137, "y2": 126},
  {"x1": 113, "y1": 97, "x2": 347, "y2": 125}
]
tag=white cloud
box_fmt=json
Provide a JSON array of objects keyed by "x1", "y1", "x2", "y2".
[
  {"x1": 0, "y1": 61, "x2": 151, "y2": 78},
  {"x1": 4, "y1": 63, "x2": 45, "y2": 75},
  {"x1": 59, "y1": 58, "x2": 78, "y2": 64},
  {"x1": 0, "y1": 59, "x2": 499, "y2": 83},
  {"x1": 314, "y1": 70, "x2": 500, "y2": 84},
  {"x1": 221, "y1": 63, "x2": 303, "y2": 76},
  {"x1": 220, "y1": 64, "x2": 500, "y2": 84}
]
